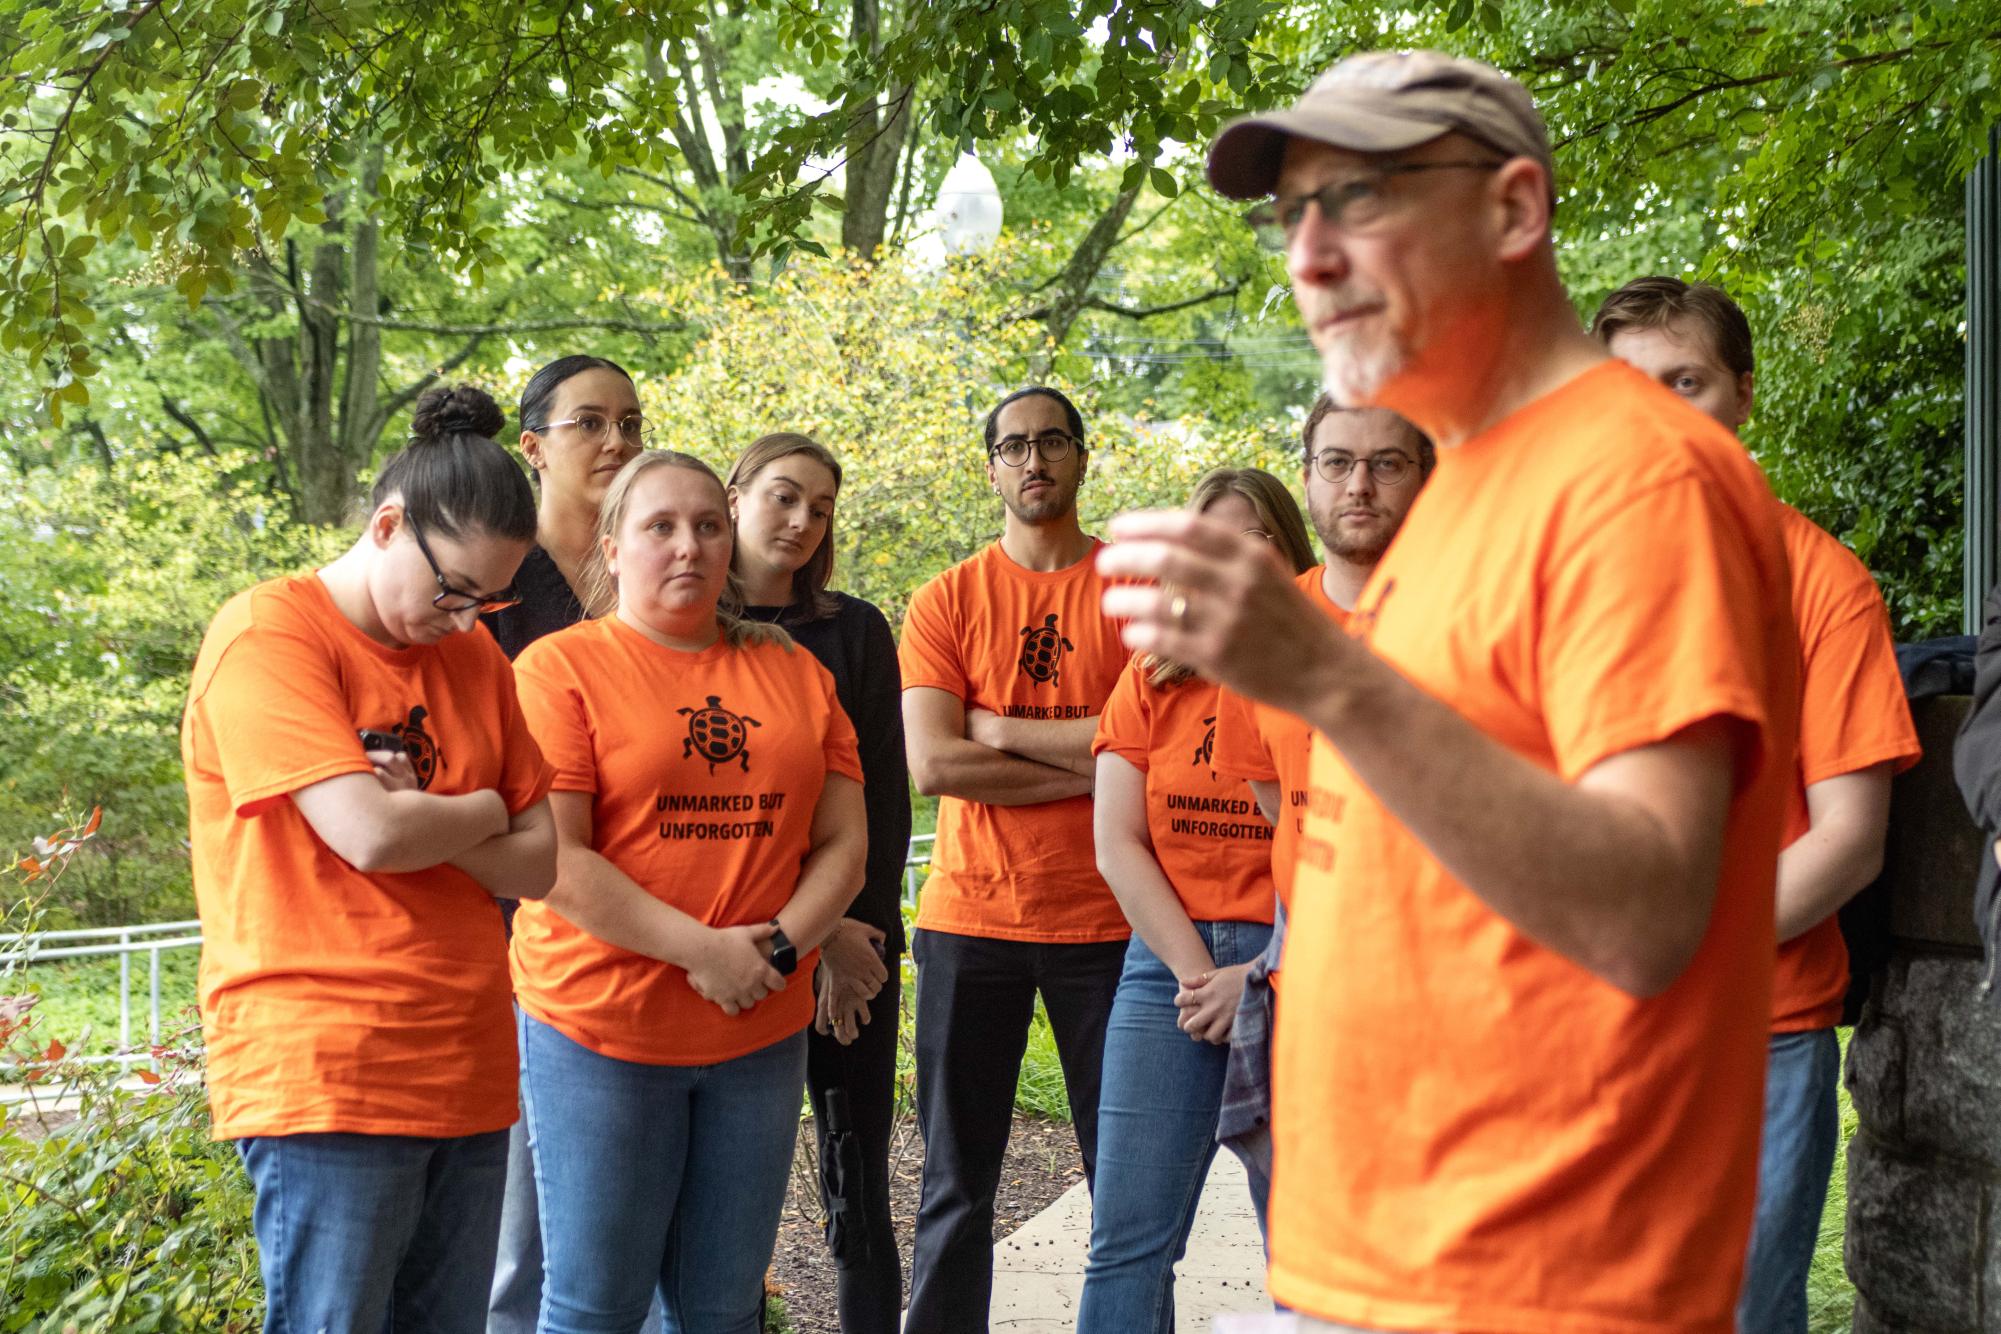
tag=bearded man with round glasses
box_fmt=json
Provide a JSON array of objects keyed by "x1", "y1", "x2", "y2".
[
  {"x1": 897, "y1": 387, "x2": 1132, "y2": 1334},
  {"x1": 1096, "y1": 51, "x2": 1798, "y2": 1333}
]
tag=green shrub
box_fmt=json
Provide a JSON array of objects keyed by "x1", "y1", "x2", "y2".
[
  {"x1": 1, "y1": 830, "x2": 259, "y2": 1331},
  {"x1": 0, "y1": 452, "x2": 341, "y2": 928},
  {"x1": 0, "y1": 1064, "x2": 261, "y2": 1332}
]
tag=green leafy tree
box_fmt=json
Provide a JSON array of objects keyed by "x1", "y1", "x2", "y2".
[
  {"x1": 0, "y1": 451, "x2": 342, "y2": 924},
  {"x1": 647, "y1": 243, "x2": 1301, "y2": 626}
]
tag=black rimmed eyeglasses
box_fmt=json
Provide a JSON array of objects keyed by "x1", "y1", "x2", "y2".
[
  {"x1": 409, "y1": 520, "x2": 522, "y2": 613},
  {"x1": 991, "y1": 432, "x2": 1078, "y2": 467},
  {"x1": 1245, "y1": 160, "x2": 1504, "y2": 251}
]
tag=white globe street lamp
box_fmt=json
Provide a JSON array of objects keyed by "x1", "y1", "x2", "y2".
[{"x1": 933, "y1": 153, "x2": 1004, "y2": 255}]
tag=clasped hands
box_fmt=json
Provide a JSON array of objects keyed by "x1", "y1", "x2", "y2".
[{"x1": 815, "y1": 918, "x2": 889, "y2": 1045}]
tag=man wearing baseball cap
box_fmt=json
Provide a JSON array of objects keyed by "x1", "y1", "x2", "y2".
[{"x1": 1096, "y1": 51, "x2": 1799, "y2": 1332}]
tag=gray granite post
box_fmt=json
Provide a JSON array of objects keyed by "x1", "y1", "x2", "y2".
[{"x1": 1845, "y1": 695, "x2": 2001, "y2": 1331}]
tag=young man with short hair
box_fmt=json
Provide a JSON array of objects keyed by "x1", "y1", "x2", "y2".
[
  {"x1": 1208, "y1": 397, "x2": 1434, "y2": 1211},
  {"x1": 898, "y1": 386, "x2": 1130, "y2": 1334},
  {"x1": 1098, "y1": 51, "x2": 1800, "y2": 1332},
  {"x1": 1595, "y1": 275, "x2": 1920, "y2": 1334},
  {"x1": 1217, "y1": 396, "x2": 1435, "y2": 864}
]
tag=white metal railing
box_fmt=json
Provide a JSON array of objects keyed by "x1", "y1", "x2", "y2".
[
  {"x1": 0, "y1": 835, "x2": 938, "y2": 1098},
  {"x1": 0, "y1": 919, "x2": 202, "y2": 1097}
]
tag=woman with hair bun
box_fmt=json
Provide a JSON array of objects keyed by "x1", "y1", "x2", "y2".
[
  {"x1": 511, "y1": 449, "x2": 868, "y2": 1334},
  {"x1": 181, "y1": 384, "x2": 558, "y2": 1334}
]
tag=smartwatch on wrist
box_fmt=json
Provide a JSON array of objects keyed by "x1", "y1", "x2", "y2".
[{"x1": 767, "y1": 920, "x2": 798, "y2": 977}]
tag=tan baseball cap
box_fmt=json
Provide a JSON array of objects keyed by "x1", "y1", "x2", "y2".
[{"x1": 1206, "y1": 50, "x2": 1554, "y2": 201}]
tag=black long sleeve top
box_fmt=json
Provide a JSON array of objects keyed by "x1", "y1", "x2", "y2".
[
  {"x1": 744, "y1": 593, "x2": 912, "y2": 951},
  {"x1": 479, "y1": 545, "x2": 584, "y2": 934},
  {"x1": 481, "y1": 546, "x2": 584, "y2": 663}
]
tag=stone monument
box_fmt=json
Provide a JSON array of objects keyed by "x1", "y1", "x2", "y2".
[{"x1": 1847, "y1": 694, "x2": 2001, "y2": 1331}]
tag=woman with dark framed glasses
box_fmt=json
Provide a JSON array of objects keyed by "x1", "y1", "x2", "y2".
[{"x1": 181, "y1": 384, "x2": 556, "y2": 1334}]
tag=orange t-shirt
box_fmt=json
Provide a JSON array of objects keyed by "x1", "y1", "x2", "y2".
[
  {"x1": 1269, "y1": 361, "x2": 1799, "y2": 1334},
  {"x1": 1770, "y1": 503, "x2": 1920, "y2": 1031},
  {"x1": 511, "y1": 618, "x2": 862, "y2": 1065},
  {"x1": 1091, "y1": 659, "x2": 1278, "y2": 925},
  {"x1": 898, "y1": 540, "x2": 1130, "y2": 943},
  {"x1": 1210, "y1": 566, "x2": 1350, "y2": 908},
  {"x1": 181, "y1": 574, "x2": 553, "y2": 1140}
]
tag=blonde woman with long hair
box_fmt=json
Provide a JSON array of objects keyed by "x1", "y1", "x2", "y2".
[
  {"x1": 509, "y1": 451, "x2": 867, "y2": 1333},
  {"x1": 1075, "y1": 467, "x2": 1313, "y2": 1334}
]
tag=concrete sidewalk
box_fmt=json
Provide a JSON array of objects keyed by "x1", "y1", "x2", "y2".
[{"x1": 986, "y1": 1152, "x2": 1271, "y2": 1331}]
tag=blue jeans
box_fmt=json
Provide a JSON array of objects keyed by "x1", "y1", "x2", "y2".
[
  {"x1": 1738, "y1": 1027, "x2": 1841, "y2": 1334},
  {"x1": 1076, "y1": 920, "x2": 1273, "y2": 1334},
  {"x1": 237, "y1": 1128, "x2": 509, "y2": 1334},
  {"x1": 489, "y1": 1070, "x2": 667, "y2": 1334},
  {"x1": 488, "y1": 1109, "x2": 543, "y2": 1334},
  {"x1": 520, "y1": 1012, "x2": 807, "y2": 1334}
]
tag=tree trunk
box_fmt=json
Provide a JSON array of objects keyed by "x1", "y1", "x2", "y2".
[
  {"x1": 657, "y1": 37, "x2": 753, "y2": 284},
  {"x1": 229, "y1": 159, "x2": 452, "y2": 525},
  {"x1": 291, "y1": 223, "x2": 351, "y2": 524},
  {"x1": 337, "y1": 149, "x2": 386, "y2": 472},
  {"x1": 840, "y1": 0, "x2": 912, "y2": 258},
  {"x1": 1036, "y1": 186, "x2": 1143, "y2": 363}
]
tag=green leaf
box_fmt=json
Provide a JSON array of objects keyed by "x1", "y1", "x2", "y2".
[
  {"x1": 78, "y1": 25, "x2": 130, "y2": 54},
  {"x1": 1150, "y1": 167, "x2": 1178, "y2": 197}
]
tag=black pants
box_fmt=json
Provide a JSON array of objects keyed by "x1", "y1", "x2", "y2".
[
  {"x1": 805, "y1": 945, "x2": 904, "y2": 1334},
  {"x1": 903, "y1": 928, "x2": 1128, "y2": 1334}
]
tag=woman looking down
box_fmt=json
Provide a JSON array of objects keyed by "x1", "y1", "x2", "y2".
[{"x1": 181, "y1": 384, "x2": 556, "y2": 1334}]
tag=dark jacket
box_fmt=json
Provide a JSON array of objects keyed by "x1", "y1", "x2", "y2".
[
  {"x1": 745, "y1": 593, "x2": 913, "y2": 952},
  {"x1": 1953, "y1": 588, "x2": 2001, "y2": 995}
]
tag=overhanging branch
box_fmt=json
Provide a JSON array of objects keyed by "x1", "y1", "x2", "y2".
[
  {"x1": 296, "y1": 296, "x2": 687, "y2": 337},
  {"x1": 1018, "y1": 280, "x2": 1242, "y2": 324}
]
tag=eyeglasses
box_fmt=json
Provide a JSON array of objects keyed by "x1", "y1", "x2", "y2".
[
  {"x1": 991, "y1": 432, "x2": 1078, "y2": 467},
  {"x1": 408, "y1": 520, "x2": 522, "y2": 613},
  {"x1": 1245, "y1": 160, "x2": 1504, "y2": 251},
  {"x1": 538, "y1": 413, "x2": 653, "y2": 447},
  {"x1": 1313, "y1": 450, "x2": 1417, "y2": 487}
]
